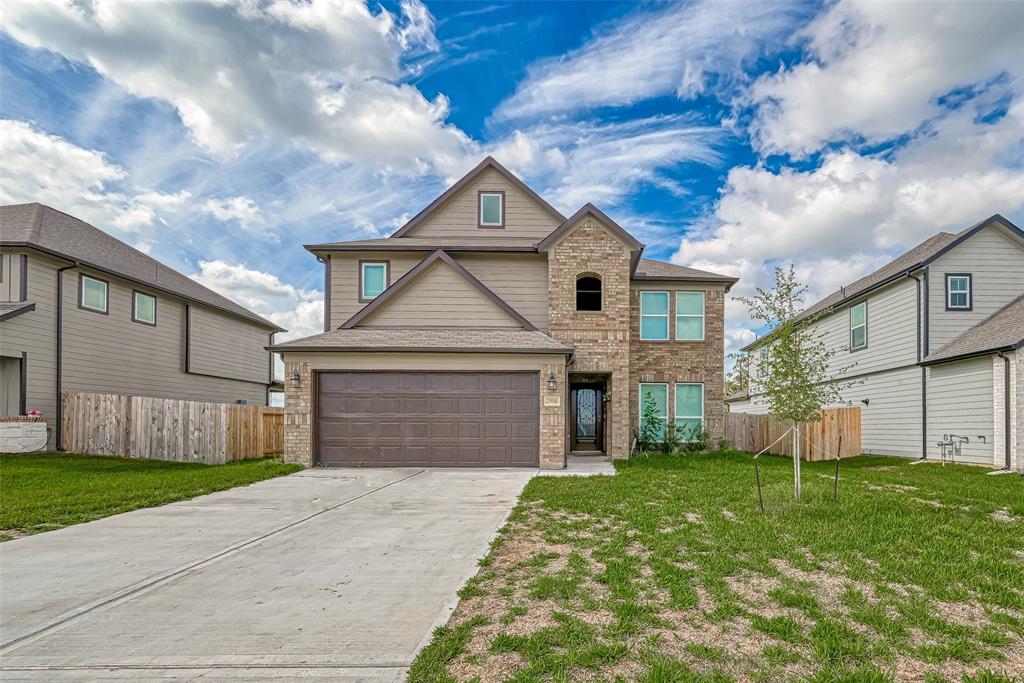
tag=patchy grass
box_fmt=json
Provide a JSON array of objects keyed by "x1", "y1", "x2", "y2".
[
  {"x1": 410, "y1": 451, "x2": 1024, "y2": 682},
  {"x1": 0, "y1": 453, "x2": 301, "y2": 539}
]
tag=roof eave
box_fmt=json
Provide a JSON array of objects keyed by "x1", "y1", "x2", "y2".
[
  {"x1": 921, "y1": 340, "x2": 1023, "y2": 367},
  {"x1": 304, "y1": 243, "x2": 538, "y2": 254},
  {"x1": 268, "y1": 344, "x2": 572, "y2": 355},
  {"x1": 0, "y1": 302, "x2": 37, "y2": 322}
]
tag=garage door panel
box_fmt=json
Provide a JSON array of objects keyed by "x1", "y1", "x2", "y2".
[{"x1": 316, "y1": 371, "x2": 539, "y2": 467}]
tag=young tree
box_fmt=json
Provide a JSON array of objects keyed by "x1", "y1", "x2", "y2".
[
  {"x1": 638, "y1": 390, "x2": 663, "y2": 455},
  {"x1": 736, "y1": 265, "x2": 856, "y2": 499}
]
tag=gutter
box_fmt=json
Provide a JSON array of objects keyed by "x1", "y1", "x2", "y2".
[
  {"x1": 266, "y1": 345, "x2": 574, "y2": 356},
  {"x1": 55, "y1": 260, "x2": 80, "y2": 451},
  {"x1": 920, "y1": 343, "x2": 1021, "y2": 366},
  {"x1": 908, "y1": 271, "x2": 927, "y2": 461}
]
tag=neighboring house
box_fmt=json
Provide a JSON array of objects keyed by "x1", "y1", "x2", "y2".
[
  {"x1": 0, "y1": 203, "x2": 285, "y2": 449},
  {"x1": 728, "y1": 214, "x2": 1024, "y2": 470},
  {"x1": 272, "y1": 157, "x2": 737, "y2": 469}
]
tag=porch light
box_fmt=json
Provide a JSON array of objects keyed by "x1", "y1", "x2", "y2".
[
  {"x1": 289, "y1": 370, "x2": 302, "y2": 389},
  {"x1": 547, "y1": 373, "x2": 557, "y2": 392}
]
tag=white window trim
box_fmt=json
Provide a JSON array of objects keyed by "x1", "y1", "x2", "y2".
[
  {"x1": 80, "y1": 275, "x2": 108, "y2": 313},
  {"x1": 479, "y1": 192, "x2": 503, "y2": 227},
  {"x1": 946, "y1": 274, "x2": 972, "y2": 310},
  {"x1": 850, "y1": 301, "x2": 867, "y2": 351},
  {"x1": 360, "y1": 262, "x2": 388, "y2": 300},
  {"x1": 640, "y1": 291, "x2": 670, "y2": 341},
  {"x1": 638, "y1": 383, "x2": 669, "y2": 431},
  {"x1": 674, "y1": 383, "x2": 705, "y2": 442},
  {"x1": 132, "y1": 290, "x2": 157, "y2": 326},
  {"x1": 674, "y1": 291, "x2": 705, "y2": 341}
]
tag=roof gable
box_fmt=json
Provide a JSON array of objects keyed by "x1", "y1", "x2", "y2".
[
  {"x1": 340, "y1": 250, "x2": 536, "y2": 330},
  {"x1": 924, "y1": 292, "x2": 1024, "y2": 365},
  {"x1": 390, "y1": 157, "x2": 564, "y2": 239},
  {"x1": 537, "y1": 203, "x2": 644, "y2": 254}
]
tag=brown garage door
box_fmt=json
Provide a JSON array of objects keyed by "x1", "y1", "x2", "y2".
[{"x1": 316, "y1": 371, "x2": 539, "y2": 467}]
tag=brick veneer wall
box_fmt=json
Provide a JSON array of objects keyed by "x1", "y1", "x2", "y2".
[
  {"x1": 284, "y1": 360, "x2": 313, "y2": 467},
  {"x1": 547, "y1": 217, "x2": 633, "y2": 458},
  {"x1": 629, "y1": 284, "x2": 727, "y2": 444}
]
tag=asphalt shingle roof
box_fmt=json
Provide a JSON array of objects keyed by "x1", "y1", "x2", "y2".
[
  {"x1": 1, "y1": 203, "x2": 282, "y2": 330},
  {"x1": 634, "y1": 258, "x2": 738, "y2": 284},
  {"x1": 925, "y1": 294, "x2": 1024, "y2": 364},
  {"x1": 270, "y1": 327, "x2": 573, "y2": 354}
]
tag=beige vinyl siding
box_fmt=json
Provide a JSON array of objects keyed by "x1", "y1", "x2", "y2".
[
  {"x1": 359, "y1": 261, "x2": 521, "y2": 328},
  {"x1": 0, "y1": 251, "x2": 59, "y2": 436},
  {"x1": 928, "y1": 223, "x2": 1024, "y2": 352},
  {"x1": 329, "y1": 251, "x2": 548, "y2": 330},
  {"x1": 187, "y1": 307, "x2": 271, "y2": 384},
  {"x1": 328, "y1": 252, "x2": 422, "y2": 328},
  {"x1": 926, "y1": 357, "x2": 995, "y2": 465},
  {"x1": 455, "y1": 253, "x2": 548, "y2": 330},
  {"x1": 1, "y1": 252, "x2": 26, "y2": 301},
  {"x1": 61, "y1": 267, "x2": 268, "y2": 406},
  {"x1": 405, "y1": 167, "x2": 561, "y2": 239}
]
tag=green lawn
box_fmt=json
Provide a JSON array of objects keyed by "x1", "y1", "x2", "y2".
[
  {"x1": 410, "y1": 452, "x2": 1024, "y2": 683},
  {"x1": 0, "y1": 453, "x2": 302, "y2": 540}
]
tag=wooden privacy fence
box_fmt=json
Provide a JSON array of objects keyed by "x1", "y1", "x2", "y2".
[
  {"x1": 62, "y1": 392, "x2": 284, "y2": 464},
  {"x1": 725, "y1": 407, "x2": 861, "y2": 460}
]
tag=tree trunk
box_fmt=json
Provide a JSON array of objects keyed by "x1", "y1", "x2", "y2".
[{"x1": 792, "y1": 421, "x2": 801, "y2": 500}]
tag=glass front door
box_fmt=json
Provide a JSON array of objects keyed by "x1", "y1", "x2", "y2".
[{"x1": 570, "y1": 384, "x2": 603, "y2": 452}]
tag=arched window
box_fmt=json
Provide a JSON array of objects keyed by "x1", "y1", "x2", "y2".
[{"x1": 576, "y1": 275, "x2": 602, "y2": 311}]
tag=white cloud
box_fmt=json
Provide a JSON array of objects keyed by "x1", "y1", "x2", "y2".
[
  {"x1": 1, "y1": 0, "x2": 471, "y2": 170},
  {"x1": 748, "y1": 0, "x2": 1024, "y2": 155},
  {"x1": 495, "y1": 0, "x2": 805, "y2": 120},
  {"x1": 191, "y1": 259, "x2": 322, "y2": 343},
  {"x1": 0, "y1": 118, "x2": 172, "y2": 236},
  {"x1": 202, "y1": 196, "x2": 278, "y2": 242}
]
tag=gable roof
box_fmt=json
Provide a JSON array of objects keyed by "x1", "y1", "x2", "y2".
[
  {"x1": 305, "y1": 236, "x2": 539, "y2": 254},
  {"x1": 537, "y1": 203, "x2": 645, "y2": 254},
  {"x1": 390, "y1": 157, "x2": 565, "y2": 238},
  {"x1": 741, "y1": 214, "x2": 1023, "y2": 352},
  {"x1": 269, "y1": 327, "x2": 572, "y2": 355},
  {"x1": 0, "y1": 203, "x2": 283, "y2": 331},
  {"x1": 339, "y1": 249, "x2": 537, "y2": 330},
  {"x1": 633, "y1": 258, "x2": 738, "y2": 290},
  {"x1": 923, "y1": 293, "x2": 1024, "y2": 365}
]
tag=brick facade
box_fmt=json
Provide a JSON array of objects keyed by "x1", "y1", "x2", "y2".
[
  {"x1": 284, "y1": 361, "x2": 313, "y2": 467},
  {"x1": 628, "y1": 285, "x2": 727, "y2": 444},
  {"x1": 547, "y1": 217, "x2": 633, "y2": 458}
]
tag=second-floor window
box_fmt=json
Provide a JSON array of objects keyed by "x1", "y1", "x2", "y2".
[
  {"x1": 675, "y1": 291, "x2": 705, "y2": 340},
  {"x1": 80, "y1": 274, "x2": 108, "y2": 314},
  {"x1": 576, "y1": 275, "x2": 601, "y2": 311},
  {"x1": 479, "y1": 192, "x2": 504, "y2": 228},
  {"x1": 640, "y1": 291, "x2": 669, "y2": 340},
  {"x1": 850, "y1": 301, "x2": 867, "y2": 351},
  {"x1": 946, "y1": 274, "x2": 972, "y2": 310},
  {"x1": 133, "y1": 291, "x2": 157, "y2": 326},
  {"x1": 360, "y1": 262, "x2": 388, "y2": 300}
]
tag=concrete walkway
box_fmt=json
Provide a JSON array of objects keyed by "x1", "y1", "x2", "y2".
[{"x1": 0, "y1": 468, "x2": 534, "y2": 681}]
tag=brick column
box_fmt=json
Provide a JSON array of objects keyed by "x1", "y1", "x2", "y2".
[
  {"x1": 284, "y1": 361, "x2": 313, "y2": 467},
  {"x1": 539, "y1": 361, "x2": 567, "y2": 469}
]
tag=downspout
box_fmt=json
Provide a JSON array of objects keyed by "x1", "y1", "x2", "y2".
[
  {"x1": 997, "y1": 352, "x2": 1011, "y2": 471},
  {"x1": 55, "y1": 260, "x2": 80, "y2": 450},
  {"x1": 908, "y1": 271, "x2": 927, "y2": 460}
]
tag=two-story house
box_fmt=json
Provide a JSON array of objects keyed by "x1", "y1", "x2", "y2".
[
  {"x1": 0, "y1": 203, "x2": 284, "y2": 449},
  {"x1": 728, "y1": 214, "x2": 1024, "y2": 471},
  {"x1": 271, "y1": 157, "x2": 737, "y2": 469}
]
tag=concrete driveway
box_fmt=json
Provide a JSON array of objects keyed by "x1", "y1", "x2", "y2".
[{"x1": 0, "y1": 468, "x2": 534, "y2": 681}]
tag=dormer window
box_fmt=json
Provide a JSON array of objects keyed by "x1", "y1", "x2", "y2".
[
  {"x1": 576, "y1": 275, "x2": 601, "y2": 311},
  {"x1": 479, "y1": 191, "x2": 504, "y2": 228}
]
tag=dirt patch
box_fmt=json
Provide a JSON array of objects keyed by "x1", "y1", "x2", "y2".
[
  {"x1": 0, "y1": 529, "x2": 27, "y2": 541},
  {"x1": 991, "y1": 507, "x2": 1019, "y2": 524}
]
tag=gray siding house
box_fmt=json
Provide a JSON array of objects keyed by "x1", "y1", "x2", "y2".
[
  {"x1": 729, "y1": 215, "x2": 1024, "y2": 471},
  {"x1": 0, "y1": 203, "x2": 284, "y2": 448}
]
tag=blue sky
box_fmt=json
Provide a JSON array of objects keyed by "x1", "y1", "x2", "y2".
[{"x1": 2, "y1": 0, "x2": 1022, "y2": 353}]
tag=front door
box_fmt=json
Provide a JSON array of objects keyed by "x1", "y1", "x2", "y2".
[{"x1": 570, "y1": 384, "x2": 603, "y2": 452}]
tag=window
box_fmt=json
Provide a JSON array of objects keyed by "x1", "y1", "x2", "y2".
[
  {"x1": 675, "y1": 291, "x2": 705, "y2": 340},
  {"x1": 640, "y1": 291, "x2": 669, "y2": 340},
  {"x1": 479, "y1": 191, "x2": 504, "y2": 228},
  {"x1": 132, "y1": 291, "x2": 157, "y2": 325},
  {"x1": 850, "y1": 301, "x2": 867, "y2": 351},
  {"x1": 360, "y1": 261, "x2": 388, "y2": 301},
  {"x1": 639, "y1": 383, "x2": 668, "y2": 439},
  {"x1": 675, "y1": 383, "x2": 704, "y2": 441},
  {"x1": 946, "y1": 274, "x2": 972, "y2": 310},
  {"x1": 576, "y1": 275, "x2": 602, "y2": 311},
  {"x1": 79, "y1": 275, "x2": 108, "y2": 313}
]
